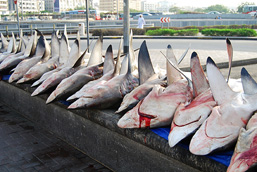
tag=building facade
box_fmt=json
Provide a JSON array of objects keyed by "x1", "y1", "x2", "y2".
[
  {"x1": 99, "y1": 0, "x2": 141, "y2": 13},
  {"x1": 0, "y1": 0, "x2": 8, "y2": 14}
]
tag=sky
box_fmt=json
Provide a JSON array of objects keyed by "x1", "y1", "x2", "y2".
[{"x1": 147, "y1": 0, "x2": 255, "y2": 9}]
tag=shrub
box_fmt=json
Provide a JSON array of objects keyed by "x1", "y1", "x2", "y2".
[
  {"x1": 201, "y1": 28, "x2": 257, "y2": 37},
  {"x1": 145, "y1": 29, "x2": 199, "y2": 36}
]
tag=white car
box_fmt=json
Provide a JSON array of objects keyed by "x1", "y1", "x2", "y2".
[{"x1": 207, "y1": 11, "x2": 221, "y2": 15}]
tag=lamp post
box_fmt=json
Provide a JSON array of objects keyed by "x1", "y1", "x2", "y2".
[
  {"x1": 14, "y1": 0, "x2": 21, "y2": 37},
  {"x1": 123, "y1": 0, "x2": 129, "y2": 54},
  {"x1": 85, "y1": 0, "x2": 90, "y2": 53}
]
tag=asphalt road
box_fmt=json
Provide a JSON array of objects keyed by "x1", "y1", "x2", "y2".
[{"x1": 73, "y1": 39, "x2": 257, "y2": 53}]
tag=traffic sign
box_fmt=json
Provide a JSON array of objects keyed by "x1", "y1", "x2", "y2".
[
  {"x1": 160, "y1": 17, "x2": 170, "y2": 23},
  {"x1": 14, "y1": 0, "x2": 17, "y2": 4}
]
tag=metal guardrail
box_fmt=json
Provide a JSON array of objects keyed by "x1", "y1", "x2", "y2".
[{"x1": 0, "y1": 23, "x2": 154, "y2": 36}]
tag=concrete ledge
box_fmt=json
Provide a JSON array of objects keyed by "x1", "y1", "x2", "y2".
[{"x1": 0, "y1": 81, "x2": 227, "y2": 172}]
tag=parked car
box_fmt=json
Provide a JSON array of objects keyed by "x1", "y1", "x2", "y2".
[
  {"x1": 136, "y1": 12, "x2": 153, "y2": 17},
  {"x1": 26, "y1": 17, "x2": 40, "y2": 21},
  {"x1": 207, "y1": 11, "x2": 221, "y2": 15}
]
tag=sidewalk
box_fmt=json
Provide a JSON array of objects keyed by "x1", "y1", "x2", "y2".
[{"x1": 0, "y1": 102, "x2": 112, "y2": 172}]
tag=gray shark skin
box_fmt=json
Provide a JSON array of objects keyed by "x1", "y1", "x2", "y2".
[
  {"x1": 66, "y1": 37, "x2": 123, "y2": 102},
  {"x1": 68, "y1": 53, "x2": 139, "y2": 109},
  {"x1": 189, "y1": 59, "x2": 257, "y2": 156},
  {"x1": 9, "y1": 34, "x2": 51, "y2": 83},
  {"x1": 31, "y1": 38, "x2": 80, "y2": 96},
  {"x1": 0, "y1": 33, "x2": 17, "y2": 63},
  {"x1": 0, "y1": 31, "x2": 38, "y2": 71},
  {"x1": 0, "y1": 33, "x2": 8, "y2": 53},
  {"x1": 45, "y1": 43, "x2": 109, "y2": 104},
  {"x1": 117, "y1": 45, "x2": 193, "y2": 128},
  {"x1": 16, "y1": 30, "x2": 60, "y2": 83},
  {"x1": 31, "y1": 33, "x2": 69, "y2": 87}
]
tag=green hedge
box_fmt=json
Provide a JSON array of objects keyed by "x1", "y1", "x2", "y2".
[
  {"x1": 145, "y1": 29, "x2": 199, "y2": 36},
  {"x1": 91, "y1": 28, "x2": 146, "y2": 36},
  {"x1": 201, "y1": 28, "x2": 257, "y2": 37}
]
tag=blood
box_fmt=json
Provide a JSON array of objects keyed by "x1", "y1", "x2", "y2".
[{"x1": 139, "y1": 115, "x2": 151, "y2": 128}]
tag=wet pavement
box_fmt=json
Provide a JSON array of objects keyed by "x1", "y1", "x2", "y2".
[{"x1": 0, "y1": 102, "x2": 112, "y2": 172}]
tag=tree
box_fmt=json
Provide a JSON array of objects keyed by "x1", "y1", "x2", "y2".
[
  {"x1": 205, "y1": 4, "x2": 229, "y2": 13},
  {"x1": 169, "y1": 6, "x2": 182, "y2": 14},
  {"x1": 237, "y1": 2, "x2": 255, "y2": 13}
]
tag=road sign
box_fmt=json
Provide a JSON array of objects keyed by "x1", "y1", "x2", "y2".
[
  {"x1": 160, "y1": 17, "x2": 170, "y2": 23},
  {"x1": 14, "y1": 0, "x2": 17, "y2": 4}
]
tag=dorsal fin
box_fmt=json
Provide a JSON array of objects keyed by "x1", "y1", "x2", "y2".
[
  {"x1": 226, "y1": 38, "x2": 233, "y2": 82},
  {"x1": 64, "y1": 25, "x2": 70, "y2": 49},
  {"x1": 67, "y1": 39, "x2": 80, "y2": 67},
  {"x1": 241, "y1": 67, "x2": 257, "y2": 95},
  {"x1": 166, "y1": 45, "x2": 182, "y2": 85},
  {"x1": 129, "y1": 30, "x2": 137, "y2": 72},
  {"x1": 206, "y1": 57, "x2": 235, "y2": 105},
  {"x1": 87, "y1": 36, "x2": 103, "y2": 67},
  {"x1": 190, "y1": 52, "x2": 209, "y2": 97},
  {"x1": 41, "y1": 35, "x2": 51, "y2": 62},
  {"x1": 34, "y1": 35, "x2": 46, "y2": 57},
  {"x1": 178, "y1": 44, "x2": 190, "y2": 64},
  {"x1": 29, "y1": 31, "x2": 38, "y2": 57},
  {"x1": 35, "y1": 29, "x2": 43, "y2": 36},
  {"x1": 113, "y1": 37, "x2": 123, "y2": 76},
  {"x1": 138, "y1": 40, "x2": 155, "y2": 85},
  {"x1": 11, "y1": 32, "x2": 16, "y2": 53},
  {"x1": 163, "y1": 52, "x2": 192, "y2": 90},
  {"x1": 120, "y1": 54, "x2": 128, "y2": 75},
  {"x1": 103, "y1": 45, "x2": 115, "y2": 75},
  {"x1": 59, "y1": 33, "x2": 69, "y2": 65},
  {"x1": 16, "y1": 29, "x2": 23, "y2": 53},
  {"x1": 0, "y1": 33, "x2": 8, "y2": 51},
  {"x1": 73, "y1": 48, "x2": 89, "y2": 68},
  {"x1": 51, "y1": 30, "x2": 60, "y2": 58}
]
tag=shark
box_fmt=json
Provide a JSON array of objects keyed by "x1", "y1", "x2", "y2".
[
  {"x1": 30, "y1": 33, "x2": 70, "y2": 87},
  {"x1": 16, "y1": 30, "x2": 60, "y2": 84},
  {"x1": 68, "y1": 49, "x2": 139, "y2": 109},
  {"x1": 116, "y1": 42, "x2": 189, "y2": 114},
  {"x1": 66, "y1": 37, "x2": 123, "y2": 102},
  {"x1": 0, "y1": 33, "x2": 9, "y2": 53},
  {"x1": 31, "y1": 34, "x2": 82, "y2": 96},
  {"x1": 189, "y1": 58, "x2": 257, "y2": 155},
  {"x1": 9, "y1": 33, "x2": 51, "y2": 83},
  {"x1": 0, "y1": 32, "x2": 17, "y2": 63},
  {"x1": 117, "y1": 44, "x2": 193, "y2": 128},
  {"x1": 45, "y1": 40, "x2": 108, "y2": 104},
  {"x1": 0, "y1": 31, "x2": 37, "y2": 71},
  {"x1": 227, "y1": 68, "x2": 257, "y2": 172}
]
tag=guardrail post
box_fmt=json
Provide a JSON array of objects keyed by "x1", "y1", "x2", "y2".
[
  {"x1": 30, "y1": 24, "x2": 33, "y2": 35},
  {"x1": 6, "y1": 26, "x2": 8, "y2": 38}
]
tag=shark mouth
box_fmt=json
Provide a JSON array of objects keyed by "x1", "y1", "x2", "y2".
[
  {"x1": 137, "y1": 100, "x2": 157, "y2": 128},
  {"x1": 205, "y1": 120, "x2": 230, "y2": 139},
  {"x1": 173, "y1": 116, "x2": 201, "y2": 127}
]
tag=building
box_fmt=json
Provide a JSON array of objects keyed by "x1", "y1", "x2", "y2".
[
  {"x1": 0, "y1": 0, "x2": 8, "y2": 14},
  {"x1": 99, "y1": 0, "x2": 141, "y2": 13},
  {"x1": 156, "y1": 1, "x2": 171, "y2": 12},
  {"x1": 141, "y1": 0, "x2": 156, "y2": 12},
  {"x1": 45, "y1": 0, "x2": 86, "y2": 13}
]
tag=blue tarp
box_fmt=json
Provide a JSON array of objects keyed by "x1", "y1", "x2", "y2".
[
  {"x1": 151, "y1": 127, "x2": 233, "y2": 167},
  {"x1": 2, "y1": 74, "x2": 233, "y2": 167}
]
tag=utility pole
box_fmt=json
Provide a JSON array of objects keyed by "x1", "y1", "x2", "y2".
[
  {"x1": 85, "y1": 0, "x2": 90, "y2": 53},
  {"x1": 15, "y1": 0, "x2": 20, "y2": 37},
  {"x1": 116, "y1": 0, "x2": 119, "y2": 20},
  {"x1": 123, "y1": 0, "x2": 129, "y2": 54}
]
